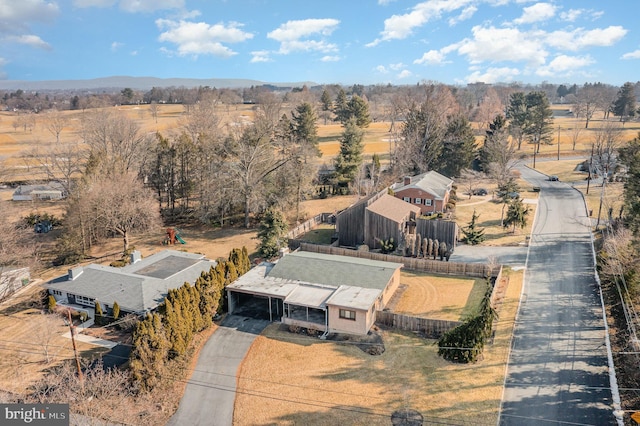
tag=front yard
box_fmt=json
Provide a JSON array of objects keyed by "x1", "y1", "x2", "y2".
[{"x1": 234, "y1": 268, "x2": 523, "y2": 425}]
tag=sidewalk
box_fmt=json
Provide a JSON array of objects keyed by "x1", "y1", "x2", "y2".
[{"x1": 61, "y1": 318, "x2": 118, "y2": 349}]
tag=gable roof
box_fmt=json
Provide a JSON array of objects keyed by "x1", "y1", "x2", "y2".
[
  {"x1": 227, "y1": 251, "x2": 404, "y2": 311},
  {"x1": 393, "y1": 171, "x2": 453, "y2": 199},
  {"x1": 268, "y1": 251, "x2": 402, "y2": 291},
  {"x1": 366, "y1": 194, "x2": 421, "y2": 223},
  {"x1": 47, "y1": 250, "x2": 216, "y2": 313}
]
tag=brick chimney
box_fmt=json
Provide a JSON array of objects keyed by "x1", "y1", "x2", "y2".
[{"x1": 403, "y1": 176, "x2": 411, "y2": 185}]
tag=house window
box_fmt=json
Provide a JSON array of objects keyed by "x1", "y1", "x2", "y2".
[
  {"x1": 75, "y1": 295, "x2": 95, "y2": 307},
  {"x1": 403, "y1": 197, "x2": 410, "y2": 202},
  {"x1": 414, "y1": 198, "x2": 422, "y2": 204},
  {"x1": 424, "y1": 199, "x2": 433, "y2": 206},
  {"x1": 339, "y1": 309, "x2": 356, "y2": 321},
  {"x1": 51, "y1": 290, "x2": 62, "y2": 296}
]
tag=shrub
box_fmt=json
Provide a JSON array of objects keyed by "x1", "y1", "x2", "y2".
[{"x1": 47, "y1": 295, "x2": 57, "y2": 312}]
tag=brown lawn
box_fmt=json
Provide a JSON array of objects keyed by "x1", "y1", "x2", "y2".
[
  {"x1": 393, "y1": 271, "x2": 487, "y2": 321},
  {"x1": 234, "y1": 268, "x2": 524, "y2": 426}
]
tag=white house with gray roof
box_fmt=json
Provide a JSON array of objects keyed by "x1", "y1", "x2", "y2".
[
  {"x1": 227, "y1": 251, "x2": 403, "y2": 335},
  {"x1": 46, "y1": 250, "x2": 216, "y2": 318}
]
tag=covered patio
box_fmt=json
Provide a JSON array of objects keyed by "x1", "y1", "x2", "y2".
[{"x1": 282, "y1": 284, "x2": 334, "y2": 332}]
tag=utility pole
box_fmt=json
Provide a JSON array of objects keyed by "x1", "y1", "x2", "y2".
[
  {"x1": 596, "y1": 168, "x2": 607, "y2": 229},
  {"x1": 67, "y1": 309, "x2": 83, "y2": 385},
  {"x1": 533, "y1": 144, "x2": 537, "y2": 169},
  {"x1": 557, "y1": 126, "x2": 561, "y2": 160},
  {"x1": 586, "y1": 145, "x2": 594, "y2": 195}
]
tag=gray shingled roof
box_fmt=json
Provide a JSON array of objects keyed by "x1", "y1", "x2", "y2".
[
  {"x1": 47, "y1": 250, "x2": 216, "y2": 313},
  {"x1": 268, "y1": 251, "x2": 402, "y2": 291},
  {"x1": 393, "y1": 171, "x2": 453, "y2": 199}
]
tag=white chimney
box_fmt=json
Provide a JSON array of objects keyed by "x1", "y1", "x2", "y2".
[{"x1": 68, "y1": 267, "x2": 83, "y2": 280}]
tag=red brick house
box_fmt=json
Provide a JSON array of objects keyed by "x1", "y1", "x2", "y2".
[{"x1": 391, "y1": 171, "x2": 454, "y2": 215}]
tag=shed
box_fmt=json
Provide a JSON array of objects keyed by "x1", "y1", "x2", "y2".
[{"x1": 364, "y1": 194, "x2": 421, "y2": 249}]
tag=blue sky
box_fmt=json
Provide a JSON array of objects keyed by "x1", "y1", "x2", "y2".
[{"x1": 0, "y1": 0, "x2": 637, "y2": 86}]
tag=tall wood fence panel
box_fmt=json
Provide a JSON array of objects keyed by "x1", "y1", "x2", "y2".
[
  {"x1": 375, "y1": 311, "x2": 461, "y2": 337},
  {"x1": 299, "y1": 243, "x2": 492, "y2": 278},
  {"x1": 415, "y1": 219, "x2": 458, "y2": 250}
]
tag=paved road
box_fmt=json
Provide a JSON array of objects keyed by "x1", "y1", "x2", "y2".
[
  {"x1": 499, "y1": 166, "x2": 620, "y2": 425},
  {"x1": 167, "y1": 315, "x2": 269, "y2": 426}
]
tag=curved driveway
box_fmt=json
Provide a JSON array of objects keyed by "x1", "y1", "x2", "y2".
[{"x1": 499, "y1": 166, "x2": 620, "y2": 425}]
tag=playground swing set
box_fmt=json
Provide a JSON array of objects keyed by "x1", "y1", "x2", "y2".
[{"x1": 163, "y1": 227, "x2": 186, "y2": 245}]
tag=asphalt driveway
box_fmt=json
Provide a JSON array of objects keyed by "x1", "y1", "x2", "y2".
[{"x1": 166, "y1": 315, "x2": 269, "y2": 426}]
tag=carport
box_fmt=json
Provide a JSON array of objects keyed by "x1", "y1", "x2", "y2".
[
  {"x1": 227, "y1": 290, "x2": 284, "y2": 321},
  {"x1": 226, "y1": 263, "x2": 298, "y2": 322}
]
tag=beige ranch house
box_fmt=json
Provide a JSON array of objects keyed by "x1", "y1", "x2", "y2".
[{"x1": 227, "y1": 251, "x2": 403, "y2": 336}]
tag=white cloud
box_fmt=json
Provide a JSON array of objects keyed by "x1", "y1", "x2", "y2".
[
  {"x1": 449, "y1": 6, "x2": 477, "y2": 26},
  {"x1": 414, "y1": 49, "x2": 447, "y2": 65},
  {"x1": 156, "y1": 19, "x2": 253, "y2": 57},
  {"x1": 536, "y1": 54, "x2": 594, "y2": 77},
  {"x1": 622, "y1": 50, "x2": 640, "y2": 60},
  {"x1": 130, "y1": 50, "x2": 138, "y2": 56},
  {"x1": 321, "y1": 55, "x2": 340, "y2": 62},
  {"x1": 389, "y1": 62, "x2": 405, "y2": 70},
  {"x1": 456, "y1": 26, "x2": 548, "y2": 66},
  {"x1": 378, "y1": 0, "x2": 397, "y2": 4},
  {"x1": 465, "y1": 67, "x2": 521, "y2": 83},
  {"x1": 513, "y1": 2, "x2": 556, "y2": 25},
  {"x1": 5, "y1": 34, "x2": 51, "y2": 50},
  {"x1": 368, "y1": 0, "x2": 474, "y2": 45},
  {"x1": 111, "y1": 41, "x2": 123, "y2": 51},
  {"x1": 559, "y1": 9, "x2": 583, "y2": 22},
  {"x1": 250, "y1": 50, "x2": 271, "y2": 63},
  {"x1": 0, "y1": 1, "x2": 59, "y2": 38},
  {"x1": 375, "y1": 65, "x2": 389, "y2": 74},
  {"x1": 268, "y1": 19, "x2": 339, "y2": 54},
  {"x1": 397, "y1": 70, "x2": 413, "y2": 79},
  {"x1": 546, "y1": 26, "x2": 628, "y2": 51}
]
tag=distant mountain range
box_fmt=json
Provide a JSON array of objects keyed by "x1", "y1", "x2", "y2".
[{"x1": 0, "y1": 76, "x2": 318, "y2": 91}]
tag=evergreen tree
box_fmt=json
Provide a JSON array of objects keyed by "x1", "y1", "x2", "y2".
[
  {"x1": 94, "y1": 300, "x2": 103, "y2": 324},
  {"x1": 47, "y1": 294, "x2": 57, "y2": 312},
  {"x1": 461, "y1": 210, "x2": 486, "y2": 245},
  {"x1": 506, "y1": 92, "x2": 528, "y2": 150},
  {"x1": 333, "y1": 117, "x2": 365, "y2": 188},
  {"x1": 438, "y1": 114, "x2": 476, "y2": 178},
  {"x1": 112, "y1": 301, "x2": 120, "y2": 320},
  {"x1": 291, "y1": 102, "x2": 319, "y2": 159},
  {"x1": 334, "y1": 89, "x2": 349, "y2": 123},
  {"x1": 257, "y1": 208, "x2": 288, "y2": 259},
  {"x1": 130, "y1": 313, "x2": 169, "y2": 391},
  {"x1": 226, "y1": 261, "x2": 239, "y2": 285},
  {"x1": 619, "y1": 133, "x2": 640, "y2": 234},
  {"x1": 523, "y1": 91, "x2": 554, "y2": 151},
  {"x1": 612, "y1": 82, "x2": 636, "y2": 123},
  {"x1": 241, "y1": 246, "x2": 251, "y2": 273},
  {"x1": 504, "y1": 197, "x2": 531, "y2": 233},
  {"x1": 344, "y1": 95, "x2": 371, "y2": 128}
]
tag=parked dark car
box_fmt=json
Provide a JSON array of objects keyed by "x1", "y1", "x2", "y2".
[
  {"x1": 472, "y1": 188, "x2": 488, "y2": 196},
  {"x1": 497, "y1": 190, "x2": 520, "y2": 199},
  {"x1": 549, "y1": 175, "x2": 559, "y2": 181}
]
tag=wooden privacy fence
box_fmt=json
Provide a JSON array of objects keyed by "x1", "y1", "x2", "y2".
[
  {"x1": 299, "y1": 243, "x2": 494, "y2": 278},
  {"x1": 376, "y1": 311, "x2": 462, "y2": 337},
  {"x1": 415, "y1": 218, "x2": 458, "y2": 250},
  {"x1": 287, "y1": 213, "x2": 327, "y2": 239}
]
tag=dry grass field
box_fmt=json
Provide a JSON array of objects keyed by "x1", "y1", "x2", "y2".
[
  {"x1": 393, "y1": 271, "x2": 487, "y2": 321},
  {"x1": 234, "y1": 268, "x2": 523, "y2": 426}
]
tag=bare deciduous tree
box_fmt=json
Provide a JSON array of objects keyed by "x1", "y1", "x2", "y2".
[
  {"x1": 81, "y1": 110, "x2": 152, "y2": 175},
  {"x1": 44, "y1": 110, "x2": 69, "y2": 143}
]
